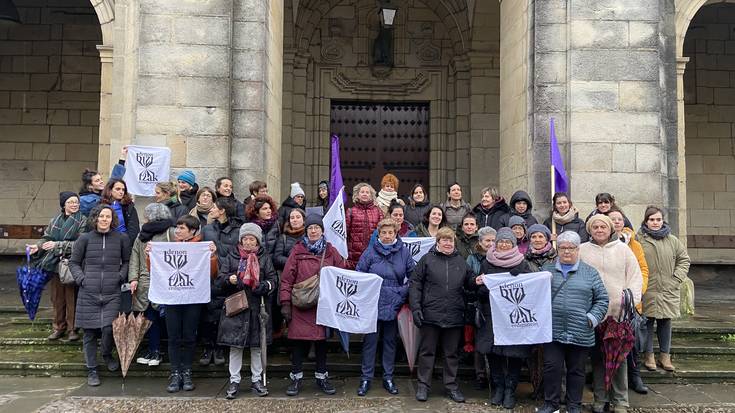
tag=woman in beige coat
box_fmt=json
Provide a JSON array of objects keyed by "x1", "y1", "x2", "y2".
[
  {"x1": 579, "y1": 214, "x2": 643, "y2": 413},
  {"x1": 637, "y1": 206, "x2": 690, "y2": 372}
]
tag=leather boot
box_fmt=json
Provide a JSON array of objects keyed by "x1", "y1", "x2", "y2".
[
  {"x1": 643, "y1": 352, "x2": 657, "y2": 371},
  {"x1": 489, "y1": 373, "x2": 505, "y2": 406},
  {"x1": 658, "y1": 352, "x2": 675, "y2": 372},
  {"x1": 503, "y1": 375, "x2": 518, "y2": 410}
]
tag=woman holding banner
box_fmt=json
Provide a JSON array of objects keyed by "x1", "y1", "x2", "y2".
[
  {"x1": 280, "y1": 214, "x2": 346, "y2": 396},
  {"x1": 580, "y1": 214, "x2": 642, "y2": 413},
  {"x1": 355, "y1": 218, "x2": 415, "y2": 397},
  {"x1": 537, "y1": 231, "x2": 609, "y2": 413},
  {"x1": 476, "y1": 227, "x2": 535, "y2": 410},
  {"x1": 409, "y1": 226, "x2": 476, "y2": 404},
  {"x1": 216, "y1": 223, "x2": 277, "y2": 399}
]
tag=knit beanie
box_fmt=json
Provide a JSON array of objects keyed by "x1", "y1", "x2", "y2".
[
  {"x1": 290, "y1": 182, "x2": 306, "y2": 198},
  {"x1": 586, "y1": 214, "x2": 614, "y2": 236},
  {"x1": 527, "y1": 223, "x2": 551, "y2": 242},
  {"x1": 495, "y1": 227, "x2": 517, "y2": 247},
  {"x1": 305, "y1": 214, "x2": 324, "y2": 231},
  {"x1": 239, "y1": 222, "x2": 263, "y2": 245},
  {"x1": 381, "y1": 173, "x2": 399, "y2": 191},
  {"x1": 177, "y1": 170, "x2": 196, "y2": 187},
  {"x1": 508, "y1": 215, "x2": 526, "y2": 230},
  {"x1": 59, "y1": 191, "x2": 79, "y2": 210}
]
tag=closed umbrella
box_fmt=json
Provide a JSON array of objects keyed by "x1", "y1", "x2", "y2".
[
  {"x1": 599, "y1": 290, "x2": 636, "y2": 390},
  {"x1": 396, "y1": 304, "x2": 419, "y2": 372},
  {"x1": 16, "y1": 247, "x2": 50, "y2": 321},
  {"x1": 112, "y1": 312, "x2": 152, "y2": 378},
  {"x1": 259, "y1": 296, "x2": 269, "y2": 386}
]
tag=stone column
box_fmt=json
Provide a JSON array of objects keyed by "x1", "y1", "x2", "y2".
[
  {"x1": 676, "y1": 57, "x2": 690, "y2": 245},
  {"x1": 97, "y1": 45, "x2": 113, "y2": 178}
]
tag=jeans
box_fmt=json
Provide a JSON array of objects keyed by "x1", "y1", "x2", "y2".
[
  {"x1": 360, "y1": 319, "x2": 398, "y2": 381},
  {"x1": 291, "y1": 339, "x2": 327, "y2": 376},
  {"x1": 165, "y1": 304, "x2": 201, "y2": 372},
  {"x1": 543, "y1": 341, "x2": 589, "y2": 410},
  {"x1": 416, "y1": 325, "x2": 462, "y2": 391},
  {"x1": 645, "y1": 317, "x2": 672, "y2": 353},
  {"x1": 143, "y1": 306, "x2": 163, "y2": 354},
  {"x1": 83, "y1": 326, "x2": 114, "y2": 369},
  {"x1": 229, "y1": 347, "x2": 264, "y2": 383}
]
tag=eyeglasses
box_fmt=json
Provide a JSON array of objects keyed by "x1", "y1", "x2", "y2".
[
  {"x1": 496, "y1": 239, "x2": 514, "y2": 245},
  {"x1": 558, "y1": 246, "x2": 578, "y2": 252},
  {"x1": 65, "y1": 200, "x2": 80, "y2": 205}
]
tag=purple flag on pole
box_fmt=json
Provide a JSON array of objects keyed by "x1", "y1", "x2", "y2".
[
  {"x1": 550, "y1": 118, "x2": 569, "y2": 194},
  {"x1": 329, "y1": 135, "x2": 346, "y2": 206}
]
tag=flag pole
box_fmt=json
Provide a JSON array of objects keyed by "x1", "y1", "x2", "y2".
[{"x1": 551, "y1": 133, "x2": 558, "y2": 249}]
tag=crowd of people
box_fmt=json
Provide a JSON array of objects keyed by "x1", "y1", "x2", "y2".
[{"x1": 27, "y1": 152, "x2": 691, "y2": 412}]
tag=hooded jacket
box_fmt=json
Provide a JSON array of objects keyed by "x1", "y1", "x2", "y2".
[
  {"x1": 505, "y1": 190, "x2": 538, "y2": 227},
  {"x1": 473, "y1": 198, "x2": 510, "y2": 230}
]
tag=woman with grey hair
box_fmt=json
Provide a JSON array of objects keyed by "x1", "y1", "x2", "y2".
[
  {"x1": 128, "y1": 203, "x2": 175, "y2": 368},
  {"x1": 345, "y1": 182, "x2": 383, "y2": 269},
  {"x1": 536, "y1": 231, "x2": 609, "y2": 413}
]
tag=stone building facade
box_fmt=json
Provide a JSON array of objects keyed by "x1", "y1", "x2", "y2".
[{"x1": 0, "y1": 0, "x2": 732, "y2": 262}]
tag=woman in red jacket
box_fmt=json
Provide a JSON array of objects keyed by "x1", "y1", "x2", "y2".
[{"x1": 346, "y1": 183, "x2": 383, "y2": 268}]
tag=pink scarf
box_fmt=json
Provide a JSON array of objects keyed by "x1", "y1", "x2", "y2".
[
  {"x1": 486, "y1": 244, "x2": 525, "y2": 268},
  {"x1": 237, "y1": 245, "x2": 260, "y2": 288},
  {"x1": 530, "y1": 242, "x2": 553, "y2": 255}
]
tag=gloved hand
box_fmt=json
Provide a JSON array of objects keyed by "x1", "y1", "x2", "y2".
[
  {"x1": 412, "y1": 310, "x2": 424, "y2": 328},
  {"x1": 281, "y1": 302, "x2": 292, "y2": 323},
  {"x1": 252, "y1": 280, "x2": 271, "y2": 296}
]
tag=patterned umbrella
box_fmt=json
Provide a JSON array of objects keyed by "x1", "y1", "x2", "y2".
[
  {"x1": 396, "y1": 304, "x2": 419, "y2": 372},
  {"x1": 598, "y1": 291, "x2": 636, "y2": 390},
  {"x1": 16, "y1": 248, "x2": 50, "y2": 321},
  {"x1": 112, "y1": 312, "x2": 152, "y2": 378}
]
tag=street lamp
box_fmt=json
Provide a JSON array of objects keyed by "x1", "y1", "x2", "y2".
[
  {"x1": 379, "y1": 0, "x2": 397, "y2": 28},
  {"x1": 0, "y1": 0, "x2": 21, "y2": 25}
]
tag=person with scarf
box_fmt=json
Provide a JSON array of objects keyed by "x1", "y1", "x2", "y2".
[
  {"x1": 508, "y1": 215, "x2": 530, "y2": 254},
  {"x1": 637, "y1": 206, "x2": 690, "y2": 374},
  {"x1": 346, "y1": 182, "x2": 384, "y2": 269},
  {"x1": 473, "y1": 186, "x2": 510, "y2": 230},
  {"x1": 278, "y1": 182, "x2": 307, "y2": 225},
  {"x1": 368, "y1": 202, "x2": 416, "y2": 247},
  {"x1": 27, "y1": 192, "x2": 86, "y2": 341},
  {"x1": 246, "y1": 195, "x2": 280, "y2": 255},
  {"x1": 404, "y1": 183, "x2": 432, "y2": 227},
  {"x1": 476, "y1": 227, "x2": 535, "y2": 409},
  {"x1": 280, "y1": 214, "x2": 346, "y2": 396},
  {"x1": 439, "y1": 182, "x2": 472, "y2": 230},
  {"x1": 129, "y1": 203, "x2": 175, "y2": 368},
  {"x1": 314, "y1": 180, "x2": 330, "y2": 215},
  {"x1": 376, "y1": 173, "x2": 405, "y2": 215},
  {"x1": 580, "y1": 214, "x2": 642, "y2": 413},
  {"x1": 215, "y1": 176, "x2": 246, "y2": 219},
  {"x1": 410, "y1": 226, "x2": 476, "y2": 403},
  {"x1": 608, "y1": 207, "x2": 650, "y2": 395},
  {"x1": 158, "y1": 215, "x2": 217, "y2": 393},
  {"x1": 189, "y1": 187, "x2": 217, "y2": 227},
  {"x1": 217, "y1": 223, "x2": 277, "y2": 399},
  {"x1": 176, "y1": 170, "x2": 199, "y2": 210},
  {"x1": 356, "y1": 218, "x2": 415, "y2": 397},
  {"x1": 414, "y1": 205, "x2": 447, "y2": 237},
  {"x1": 154, "y1": 181, "x2": 189, "y2": 222},
  {"x1": 100, "y1": 178, "x2": 139, "y2": 244},
  {"x1": 465, "y1": 226, "x2": 496, "y2": 390},
  {"x1": 201, "y1": 197, "x2": 243, "y2": 366},
  {"x1": 272, "y1": 208, "x2": 307, "y2": 339},
  {"x1": 544, "y1": 192, "x2": 589, "y2": 242},
  {"x1": 526, "y1": 224, "x2": 557, "y2": 270}
]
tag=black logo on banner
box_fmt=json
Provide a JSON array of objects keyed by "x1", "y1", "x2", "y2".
[
  {"x1": 164, "y1": 250, "x2": 194, "y2": 288},
  {"x1": 136, "y1": 152, "x2": 157, "y2": 182},
  {"x1": 499, "y1": 282, "x2": 537, "y2": 326},
  {"x1": 331, "y1": 219, "x2": 346, "y2": 240},
  {"x1": 335, "y1": 276, "x2": 359, "y2": 318}
]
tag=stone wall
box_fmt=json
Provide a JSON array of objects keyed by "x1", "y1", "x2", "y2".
[
  {"x1": 684, "y1": 3, "x2": 735, "y2": 261},
  {"x1": 0, "y1": 0, "x2": 101, "y2": 226}
]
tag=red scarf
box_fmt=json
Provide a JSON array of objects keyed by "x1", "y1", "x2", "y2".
[{"x1": 237, "y1": 245, "x2": 260, "y2": 288}]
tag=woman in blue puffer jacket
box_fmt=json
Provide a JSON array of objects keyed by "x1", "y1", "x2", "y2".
[{"x1": 355, "y1": 218, "x2": 415, "y2": 397}]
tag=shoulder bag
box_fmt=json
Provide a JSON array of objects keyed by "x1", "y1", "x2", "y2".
[
  {"x1": 291, "y1": 249, "x2": 326, "y2": 310},
  {"x1": 57, "y1": 258, "x2": 75, "y2": 285},
  {"x1": 225, "y1": 290, "x2": 249, "y2": 317}
]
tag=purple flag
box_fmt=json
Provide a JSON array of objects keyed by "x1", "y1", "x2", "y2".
[
  {"x1": 329, "y1": 135, "x2": 346, "y2": 206},
  {"x1": 550, "y1": 119, "x2": 569, "y2": 194}
]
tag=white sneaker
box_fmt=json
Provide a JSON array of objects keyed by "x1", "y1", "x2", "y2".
[
  {"x1": 147, "y1": 352, "x2": 162, "y2": 366},
  {"x1": 136, "y1": 351, "x2": 152, "y2": 365}
]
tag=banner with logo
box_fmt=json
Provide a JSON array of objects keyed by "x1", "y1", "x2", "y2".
[
  {"x1": 148, "y1": 242, "x2": 212, "y2": 305},
  {"x1": 401, "y1": 237, "x2": 435, "y2": 264},
  {"x1": 323, "y1": 186, "x2": 348, "y2": 259},
  {"x1": 482, "y1": 271, "x2": 552, "y2": 346},
  {"x1": 123, "y1": 145, "x2": 171, "y2": 196},
  {"x1": 316, "y1": 266, "x2": 383, "y2": 334}
]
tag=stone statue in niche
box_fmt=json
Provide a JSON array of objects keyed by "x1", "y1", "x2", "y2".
[{"x1": 372, "y1": 27, "x2": 393, "y2": 67}]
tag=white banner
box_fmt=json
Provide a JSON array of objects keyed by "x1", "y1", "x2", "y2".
[
  {"x1": 123, "y1": 145, "x2": 171, "y2": 196},
  {"x1": 148, "y1": 242, "x2": 212, "y2": 305},
  {"x1": 482, "y1": 271, "x2": 553, "y2": 346},
  {"x1": 316, "y1": 266, "x2": 382, "y2": 334},
  {"x1": 401, "y1": 237, "x2": 436, "y2": 264},
  {"x1": 323, "y1": 187, "x2": 348, "y2": 259}
]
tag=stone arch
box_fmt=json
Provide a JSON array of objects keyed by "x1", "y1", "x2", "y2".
[
  {"x1": 88, "y1": 0, "x2": 116, "y2": 177},
  {"x1": 90, "y1": 0, "x2": 115, "y2": 45}
]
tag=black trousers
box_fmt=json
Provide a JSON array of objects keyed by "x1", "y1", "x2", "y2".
[
  {"x1": 416, "y1": 325, "x2": 462, "y2": 391},
  {"x1": 165, "y1": 304, "x2": 201, "y2": 372},
  {"x1": 543, "y1": 341, "x2": 589, "y2": 409},
  {"x1": 291, "y1": 339, "x2": 327, "y2": 375},
  {"x1": 83, "y1": 326, "x2": 114, "y2": 369}
]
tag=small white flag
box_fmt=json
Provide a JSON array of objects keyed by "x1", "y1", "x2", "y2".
[
  {"x1": 123, "y1": 145, "x2": 171, "y2": 196},
  {"x1": 148, "y1": 242, "x2": 212, "y2": 305},
  {"x1": 482, "y1": 271, "x2": 553, "y2": 346},
  {"x1": 316, "y1": 266, "x2": 383, "y2": 334},
  {"x1": 401, "y1": 237, "x2": 436, "y2": 264},
  {"x1": 323, "y1": 187, "x2": 348, "y2": 259}
]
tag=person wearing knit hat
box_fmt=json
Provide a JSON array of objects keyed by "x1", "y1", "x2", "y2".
[
  {"x1": 477, "y1": 225, "x2": 534, "y2": 409},
  {"x1": 305, "y1": 214, "x2": 324, "y2": 231},
  {"x1": 376, "y1": 173, "x2": 404, "y2": 215},
  {"x1": 239, "y1": 222, "x2": 263, "y2": 245},
  {"x1": 526, "y1": 223, "x2": 556, "y2": 270},
  {"x1": 176, "y1": 170, "x2": 199, "y2": 211},
  {"x1": 585, "y1": 214, "x2": 614, "y2": 242},
  {"x1": 508, "y1": 215, "x2": 529, "y2": 254},
  {"x1": 59, "y1": 191, "x2": 79, "y2": 212},
  {"x1": 278, "y1": 183, "x2": 307, "y2": 226},
  {"x1": 177, "y1": 170, "x2": 196, "y2": 187}
]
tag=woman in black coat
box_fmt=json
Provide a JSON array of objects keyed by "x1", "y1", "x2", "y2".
[
  {"x1": 543, "y1": 192, "x2": 589, "y2": 243},
  {"x1": 154, "y1": 181, "x2": 189, "y2": 222},
  {"x1": 68, "y1": 204, "x2": 131, "y2": 387},
  {"x1": 100, "y1": 178, "x2": 139, "y2": 244},
  {"x1": 409, "y1": 226, "x2": 476, "y2": 404},
  {"x1": 246, "y1": 195, "x2": 280, "y2": 255},
  {"x1": 476, "y1": 227, "x2": 535, "y2": 410},
  {"x1": 216, "y1": 223, "x2": 277, "y2": 399}
]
